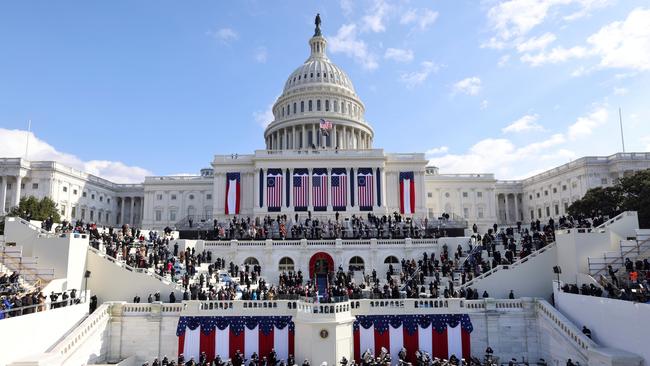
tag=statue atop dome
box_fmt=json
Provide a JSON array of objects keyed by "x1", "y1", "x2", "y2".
[{"x1": 314, "y1": 13, "x2": 322, "y2": 36}]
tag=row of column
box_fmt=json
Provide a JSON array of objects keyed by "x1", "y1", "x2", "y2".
[
  {"x1": 497, "y1": 193, "x2": 521, "y2": 224},
  {"x1": 117, "y1": 196, "x2": 144, "y2": 227},
  {"x1": 0, "y1": 175, "x2": 23, "y2": 215},
  {"x1": 266, "y1": 124, "x2": 372, "y2": 150}
]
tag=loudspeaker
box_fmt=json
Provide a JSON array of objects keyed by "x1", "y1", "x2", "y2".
[
  {"x1": 85, "y1": 270, "x2": 91, "y2": 278},
  {"x1": 553, "y1": 266, "x2": 562, "y2": 274}
]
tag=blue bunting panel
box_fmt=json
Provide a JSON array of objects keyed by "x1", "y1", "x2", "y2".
[
  {"x1": 177, "y1": 316, "x2": 295, "y2": 336},
  {"x1": 353, "y1": 314, "x2": 473, "y2": 335}
]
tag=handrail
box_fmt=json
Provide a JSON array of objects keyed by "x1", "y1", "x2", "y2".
[
  {"x1": 0, "y1": 249, "x2": 53, "y2": 287},
  {"x1": 0, "y1": 296, "x2": 86, "y2": 319},
  {"x1": 87, "y1": 246, "x2": 183, "y2": 290},
  {"x1": 535, "y1": 299, "x2": 596, "y2": 356},
  {"x1": 48, "y1": 303, "x2": 111, "y2": 358},
  {"x1": 461, "y1": 241, "x2": 556, "y2": 289},
  {"x1": 592, "y1": 236, "x2": 650, "y2": 277},
  {"x1": 595, "y1": 211, "x2": 634, "y2": 229}
]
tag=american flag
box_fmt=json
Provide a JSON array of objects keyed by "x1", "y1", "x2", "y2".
[
  {"x1": 293, "y1": 173, "x2": 309, "y2": 208},
  {"x1": 358, "y1": 172, "x2": 373, "y2": 209},
  {"x1": 331, "y1": 172, "x2": 347, "y2": 208},
  {"x1": 312, "y1": 172, "x2": 328, "y2": 209},
  {"x1": 267, "y1": 172, "x2": 283, "y2": 210},
  {"x1": 320, "y1": 118, "x2": 333, "y2": 131}
]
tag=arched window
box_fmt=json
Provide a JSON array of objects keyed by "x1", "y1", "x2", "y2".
[
  {"x1": 187, "y1": 206, "x2": 196, "y2": 218},
  {"x1": 282, "y1": 107, "x2": 285, "y2": 117},
  {"x1": 334, "y1": 100, "x2": 339, "y2": 112},
  {"x1": 287, "y1": 104, "x2": 291, "y2": 115},
  {"x1": 244, "y1": 257, "x2": 259, "y2": 265},
  {"x1": 300, "y1": 101, "x2": 304, "y2": 113},
  {"x1": 384, "y1": 256, "x2": 399, "y2": 264},
  {"x1": 325, "y1": 100, "x2": 330, "y2": 111},
  {"x1": 309, "y1": 100, "x2": 313, "y2": 112},
  {"x1": 279, "y1": 257, "x2": 295, "y2": 272},
  {"x1": 349, "y1": 256, "x2": 365, "y2": 271},
  {"x1": 317, "y1": 100, "x2": 321, "y2": 111}
]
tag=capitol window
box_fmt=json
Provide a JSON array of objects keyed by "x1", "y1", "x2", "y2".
[
  {"x1": 478, "y1": 207, "x2": 484, "y2": 219},
  {"x1": 349, "y1": 256, "x2": 365, "y2": 271},
  {"x1": 477, "y1": 191, "x2": 482, "y2": 198},
  {"x1": 553, "y1": 187, "x2": 557, "y2": 193},
  {"x1": 83, "y1": 191, "x2": 87, "y2": 197},
  {"x1": 171, "y1": 194, "x2": 177, "y2": 200},
  {"x1": 244, "y1": 257, "x2": 260, "y2": 265},
  {"x1": 317, "y1": 100, "x2": 321, "y2": 111},
  {"x1": 301, "y1": 101, "x2": 304, "y2": 112},
  {"x1": 462, "y1": 192, "x2": 468, "y2": 198},
  {"x1": 427, "y1": 192, "x2": 432, "y2": 198},
  {"x1": 156, "y1": 194, "x2": 163, "y2": 200},
  {"x1": 169, "y1": 210, "x2": 176, "y2": 222},
  {"x1": 155, "y1": 210, "x2": 162, "y2": 221},
  {"x1": 445, "y1": 192, "x2": 450, "y2": 198},
  {"x1": 325, "y1": 100, "x2": 329, "y2": 111},
  {"x1": 309, "y1": 100, "x2": 313, "y2": 111},
  {"x1": 206, "y1": 194, "x2": 212, "y2": 200},
  {"x1": 73, "y1": 189, "x2": 77, "y2": 195},
  {"x1": 279, "y1": 257, "x2": 294, "y2": 271},
  {"x1": 334, "y1": 100, "x2": 338, "y2": 112},
  {"x1": 63, "y1": 186, "x2": 68, "y2": 192},
  {"x1": 32, "y1": 183, "x2": 38, "y2": 189},
  {"x1": 189, "y1": 194, "x2": 194, "y2": 200},
  {"x1": 293, "y1": 103, "x2": 296, "y2": 114},
  {"x1": 384, "y1": 256, "x2": 399, "y2": 264},
  {"x1": 562, "y1": 185, "x2": 567, "y2": 191}
]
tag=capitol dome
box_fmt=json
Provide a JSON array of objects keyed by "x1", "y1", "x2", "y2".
[{"x1": 264, "y1": 19, "x2": 374, "y2": 151}]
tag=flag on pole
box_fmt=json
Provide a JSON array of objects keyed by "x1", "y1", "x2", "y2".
[
  {"x1": 177, "y1": 316, "x2": 295, "y2": 363},
  {"x1": 225, "y1": 172, "x2": 240, "y2": 215},
  {"x1": 357, "y1": 168, "x2": 373, "y2": 211},
  {"x1": 267, "y1": 169, "x2": 283, "y2": 212},
  {"x1": 353, "y1": 314, "x2": 472, "y2": 364},
  {"x1": 320, "y1": 118, "x2": 333, "y2": 132},
  {"x1": 293, "y1": 169, "x2": 309, "y2": 211},
  {"x1": 399, "y1": 172, "x2": 415, "y2": 215},
  {"x1": 331, "y1": 168, "x2": 347, "y2": 210},
  {"x1": 312, "y1": 168, "x2": 328, "y2": 211}
]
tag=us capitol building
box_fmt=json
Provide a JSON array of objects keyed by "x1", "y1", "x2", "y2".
[{"x1": 0, "y1": 21, "x2": 649, "y2": 231}]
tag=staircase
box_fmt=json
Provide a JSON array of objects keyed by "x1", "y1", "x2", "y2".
[
  {"x1": 588, "y1": 236, "x2": 650, "y2": 277},
  {"x1": 0, "y1": 245, "x2": 55, "y2": 290}
]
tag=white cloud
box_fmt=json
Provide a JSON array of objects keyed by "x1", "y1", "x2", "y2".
[
  {"x1": 384, "y1": 48, "x2": 414, "y2": 63},
  {"x1": 362, "y1": 0, "x2": 390, "y2": 33},
  {"x1": 613, "y1": 87, "x2": 628, "y2": 95},
  {"x1": 520, "y1": 45, "x2": 589, "y2": 66},
  {"x1": 483, "y1": 0, "x2": 615, "y2": 48},
  {"x1": 452, "y1": 77, "x2": 482, "y2": 96},
  {"x1": 497, "y1": 54, "x2": 511, "y2": 67},
  {"x1": 253, "y1": 101, "x2": 275, "y2": 128},
  {"x1": 516, "y1": 32, "x2": 557, "y2": 52},
  {"x1": 481, "y1": 100, "x2": 489, "y2": 110},
  {"x1": 254, "y1": 47, "x2": 268, "y2": 63},
  {"x1": 587, "y1": 7, "x2": 650, "y2": 71},
  {"x1": 0, "y1": 128, "x2": 152, "y2": 183},
  {"x1": 425, "y1": 146, "x2": 449, "y2": 156},
  {"x1": 328, "y1": 24, "x2": 379, "y2": 70},
  {"x1": 207, "y1": 28, "x2": 239, "y2": 44},
  {"x1": 567, "y1": 106, "x2": 608, "y2": 140},
  {"x1": 502, "y1": 114, "x2": 544, "y2": 133},
  {"x1": 399, "y1": 61, "x2": 439, "y2": 87},
  {"x1": 400, "y1": 8, "x2": 439, "y2": 30},
  {"x1": 340, "y1": 0, "x2": 354, "y2": 17}
]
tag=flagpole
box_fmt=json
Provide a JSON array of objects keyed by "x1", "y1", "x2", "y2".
[
  {"x1": 25, "y1": 119, "x2": 32, "y2": 160},
  {"x1": 618, "y1": 107, "x2": 625, "y2": 153}
]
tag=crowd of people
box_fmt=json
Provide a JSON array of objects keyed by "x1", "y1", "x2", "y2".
[
  {"x1": 0, "y1": 270, "x2": 81, "y2": 319},
  {"x1": 142, "y1": 347, "x2": 550, "y2": 366},
  {"x1": 193, "y1": 212, "x2": 464, "y2": 241}
]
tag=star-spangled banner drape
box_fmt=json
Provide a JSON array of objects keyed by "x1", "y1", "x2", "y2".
[
  {"x1": 353, "y1": 314, "x2": 472, "y2": 363},
  {"x1": 225, "y1": 172, "x2": 240, "y2": 215},
  {"x1": 177, "y1": 316, "x2": 295, "y2": 363},
  {"x1": 399, "y1": 171, "x2": 415, "y2": 215}
]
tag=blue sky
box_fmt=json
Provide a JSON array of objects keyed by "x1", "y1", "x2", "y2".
[{"x1": 0, "y1": 0, "x2": 649, "y2": 182}]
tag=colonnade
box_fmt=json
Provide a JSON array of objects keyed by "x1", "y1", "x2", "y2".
[
  {"x1": 496, "y1": 193, "x2": 522, "y2": 224},
  {"x1": 265, "y1": 124, "x2": 372, "y2": 150},
  {"x1": 117, "y1": 196, "x2": 144, "y2": 227},
  {"x1": 0, "y1": 175, "x2": 24, "y2": 214}
]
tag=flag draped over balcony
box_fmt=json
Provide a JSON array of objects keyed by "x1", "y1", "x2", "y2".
[
  {"x1": 225, "y1": 172, "x2": 240, "y2": 215},
  {"x1": 177, "y1": 316, "x2": 295, "y2": 363},
  {"x1": 353, "y1": 314, "x2": 472, "y2": 363},
  {"x1": 399, "y1": 171, "x2": 415, "y2": 215}
]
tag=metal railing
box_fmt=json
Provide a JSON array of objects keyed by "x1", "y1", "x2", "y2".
[
  {"x1": 87, "y1": 246, "x2": 183, "y2": 291},
  {"x1": 591, "y1": 237, "x2": 650, "y2": 278},
  {"x1": 0, "y1": 248, "x2": 53, "y2": 287},
  {"x1": 0, "y1": 295, "x2": 86, "y2": 319},
  {"x1": 460, "y1": 241, "x2": 557, "y2": 289}
]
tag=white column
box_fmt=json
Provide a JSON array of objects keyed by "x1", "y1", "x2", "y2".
[
  {"x1": 130, "y1": 197, "x2": 135, "y2": 225},
  {"x1": 0, "y1": 177, "x2": 6, "y2": 214},
  {"x1": 514, "y1": 194, "x2": 519, "y2": 222},
  {"x1": 12, "y1": 176, "x2": 22, "y2": 208},
  {"x1": 458, "y1": 188, "x2": 464, "y2": 219},
  {"x1": 504, "y1": 194, "x2": 510, "y2": 224},
  {"x1": 332, "y1": 126, "x2": 337, "y2": 149},
  {"x1": 302, "y1": 125, "x2": 306, "y2": 149},
  {"x1": 262, "y1": 169, "x2": 267, "y2": 210},
  {"x1": 119, "y1": 198, "x2": 125, "y2": 225}
]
